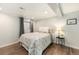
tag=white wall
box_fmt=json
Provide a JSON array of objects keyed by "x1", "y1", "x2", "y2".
[
  {"x1": 0, "y1": 13, "x2": 19, "y2": 47},
  {"x1": 34, "y1": 11, "x2": 79, "y2": 49},
  {"x1": 64, "y1": 11, "x2": 79, "y2": 49}
]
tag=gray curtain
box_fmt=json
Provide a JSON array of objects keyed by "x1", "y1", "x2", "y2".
[
  {"x1": 19, "y1": 17, "x2": 24, "y2": 37},
  {"x1": 30, "y1": 21, "x2": 33, "y2": 32},
  {"x1": 19, "y1": 17, "x2": 34, "y2": 37}
]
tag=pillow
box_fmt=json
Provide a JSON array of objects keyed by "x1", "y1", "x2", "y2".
[{"x1": 38, "y1": 27, "x2": 50, "y2": 33}]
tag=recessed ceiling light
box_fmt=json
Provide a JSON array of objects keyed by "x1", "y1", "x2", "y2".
[
  {"x1": 44, "y1": 11, "x2": 48, "y2": 14},
  {"x1": 32, "y1": 17, "x2": 34, "y2": 19},
  {"x1": 0, "y1": 7, "x2": 2, "y2": 10}
]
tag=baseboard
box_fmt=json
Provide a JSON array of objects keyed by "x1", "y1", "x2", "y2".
[
  {"x1": 0, "y1": 40, "x2": 19, "y2": 48},
  {"x1": 53, "y1": 42, "x2": 79, "y2": 49},
  {"x1": 65, "y1": 44, "x2": 79, "y2": 50}
]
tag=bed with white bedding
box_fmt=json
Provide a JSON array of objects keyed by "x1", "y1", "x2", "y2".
[{"x1": 19, "y1": 32, "x2": 52, "y2": 55}]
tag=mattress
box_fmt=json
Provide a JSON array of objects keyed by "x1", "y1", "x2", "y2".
[{"x1": 19, "y1": 32, "x2": 52, "y2": 55}]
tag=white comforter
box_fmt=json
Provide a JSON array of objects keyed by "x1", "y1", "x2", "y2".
[{"x1": 19, "y1": 32, "x2": 51, "y2": 55}]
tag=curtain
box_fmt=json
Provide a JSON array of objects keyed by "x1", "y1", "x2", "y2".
[
  {"x1": 19, "y1": 17, "x2": 34, "y2": 37},
  {"x1": 30, "y1": 20, "x2": 33, "y2": 32},
  {"x1": 19, "y1": 17, "x2": 24, "y2": 37}
]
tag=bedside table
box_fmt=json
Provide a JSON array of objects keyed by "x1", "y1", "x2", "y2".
[{"x1": 56, "y1": 36, "x2": 65, "y2": 46}]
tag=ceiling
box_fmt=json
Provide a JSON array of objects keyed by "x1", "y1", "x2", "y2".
[
  {"x1": 61, "y1": 3, "x2": 79, "y2": 14},
  {"x1": 0, "y1": 3, "x2": 79, "y2": 20},
  {"x1": 0, "y1": 3, "x2": 56, "y2": 20}
]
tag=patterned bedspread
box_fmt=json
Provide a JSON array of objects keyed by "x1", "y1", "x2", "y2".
[{"x1": 19, "y1": 32, "x2": 52, "y2": 55}]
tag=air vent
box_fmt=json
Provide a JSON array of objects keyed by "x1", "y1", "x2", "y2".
[{"x1": 19, "y1": 7, "x2": 24, "y2": 10}]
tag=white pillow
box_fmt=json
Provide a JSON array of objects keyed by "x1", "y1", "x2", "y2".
[{"x1": 38, "y1": 27, "x2": 50, "y2": 33}]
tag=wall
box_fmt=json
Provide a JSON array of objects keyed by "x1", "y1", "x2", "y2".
[
  {"x1": 0, "y1": 13, "x2": 19, "y2": 48},
  {"x1": 34, "y1": 11, "x2": 79, "y2": 49},
  {"x1": 64, "y1": 11, "x2": 79, "y2": 49}
]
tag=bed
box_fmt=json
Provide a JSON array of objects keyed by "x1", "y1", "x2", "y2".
[{"x1": 19, "y1": 27, "x2": 52, "y2": 55}]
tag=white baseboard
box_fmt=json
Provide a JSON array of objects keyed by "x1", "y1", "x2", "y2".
[
  {"x1": 65, "y1": 44, "x2": 79, "y2": 49},
  {"x1": 0, "y1": 40, "x2": 19, "y2": 48},
  {"x1": 53, "y1": 42, "x2": 79, "y2": 49}
]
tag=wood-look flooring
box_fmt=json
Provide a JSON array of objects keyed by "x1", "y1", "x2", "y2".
[{"x1": 0, "y1": 43, "x2": 79, "y2": 55}]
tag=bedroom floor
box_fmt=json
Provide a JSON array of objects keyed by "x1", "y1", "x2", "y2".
[{"x1": 0, "y1": 43, "x2": 79, "y2": 55}]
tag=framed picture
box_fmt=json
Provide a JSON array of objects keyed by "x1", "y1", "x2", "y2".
[{"x1": 67, "y1": 18, "x2": 77, "y2": 25}]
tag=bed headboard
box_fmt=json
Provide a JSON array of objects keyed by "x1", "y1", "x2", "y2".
[{"x1": 38, "y1": 27, "x2": 54, "y2": 34}]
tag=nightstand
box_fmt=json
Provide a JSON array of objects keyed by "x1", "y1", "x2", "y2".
[{"x1": 56, "y1": 36, "x2": 65, "y2": 46}]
